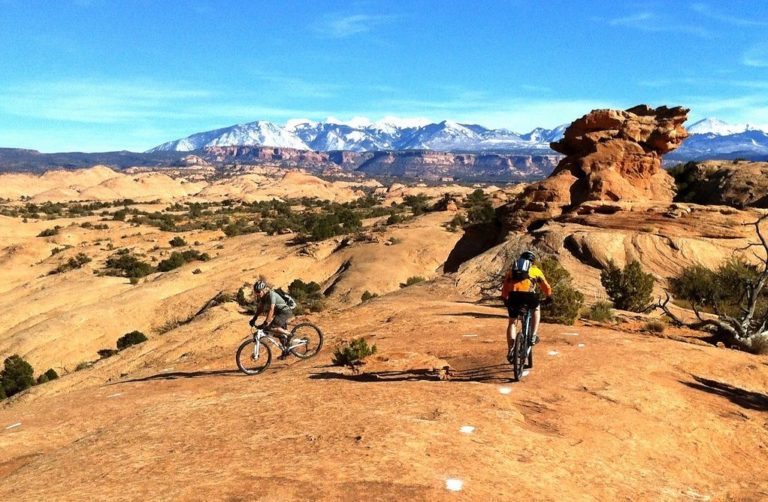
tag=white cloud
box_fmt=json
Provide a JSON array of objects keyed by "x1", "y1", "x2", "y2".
[
  {"x1": 743, "y1": 44, "x2": 768, "y2": 67},
  {"x1": 690, "y1": 3, "x2": 768, "y2": 27},
  {"x1": 314, "y1": 13, "x2": 397, "y2": 38},
  {"x1": 605, "y1": 11, "x2": 710, "y2": 37}
]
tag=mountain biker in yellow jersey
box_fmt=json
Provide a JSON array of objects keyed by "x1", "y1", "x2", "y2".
[
  {"x1": 501, "y1": 251, "x2": 553, "y2": 363},
  {"x1": 249, "y1": 280, "x2": 293, "y2": 343}
]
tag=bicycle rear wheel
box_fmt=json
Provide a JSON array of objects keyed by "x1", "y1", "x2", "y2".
[
  {"x1": 289, "y1": 322, "x2": 324, "y2": 359},
  {"x1": 512, "y1": 330, "x2": 527, "y2": 381},
  {"x1": 236, "y1": 339, "x2": 272, "y2": 375}
]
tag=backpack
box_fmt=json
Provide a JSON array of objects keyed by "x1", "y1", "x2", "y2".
[
  {"x1": 274, "y1": 288, "x2": 297, "y2": 310},
  {"x1": 507, "y1": 258, "x2": 536, "y2": 293}
]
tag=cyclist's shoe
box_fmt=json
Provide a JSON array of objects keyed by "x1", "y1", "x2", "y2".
[
  {"x1": 506, "y1": 348, "x2": 515, "y2": 364},
  {"x1": 278, "y1": 351, "x2": 290, "y2": 360},
  {"x1": 532, "y1": 333, "x2": 540, "y2": 345}
]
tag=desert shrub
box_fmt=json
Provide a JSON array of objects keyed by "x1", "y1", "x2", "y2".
[
  {"x1": 75, "y1": 361, "x2": 93, "y2": 371},
  {"x1": 112, "y1": 209, "x2": 127, "y2": 221},
  {"x1": 600, "y1": 260, "x2": 655, "y2": 312},
  {"x1": 539, "y1": 256, "x2": 584, "y2": 325},
  {"x1": 332, "y1": 338, "x2": 377, "y2": 366},
  {"x1": 643, "y1": 319, "x2": 666, "y2": 333},
  {"x1": 116, "y1": 330, "x2": 148, "y2": 350},
  {"x1": 386, "y1": 213, "x2": 404, "y2": 225},
  {"x1": 446, "y1": 213, "x2": 467, "y2": 232},
  {"x1": 36, "y1": 368, "x2": 58, "y2": 385},
  {"x1": 37, "y1": 225, "x2": 61, "y2": 237},
  {"x1": 0, "y1": 386, "x2": 5, "y2": 400},
  {"x1": 361, "y1": 290, "x2": 378, "y2": 302},
  {"x1": 157, "y1": 250, "x2": 210, "y2": 272},
  {"x1": 169, "y1": 236, "x2": 187, "y2": 247},
  {"x1": 50, "y1": 252, "x2": 91, "y2": 274},
  {"x1": 288, "y1": 279, "x2": 326, "y2": 312},
  {"x1": 403, "y1": 194, "x2": 431, "y2": 215},
  {"x1": 97, "y1": 349, "x2": 118, "y2": 359},
  {"x1": 105, "y1": 252, "x2": 155, "y2": 278},
  {"x1": 1, "y1": 355, "x2": 35, "y2": 398},
  {"x1": 401, "y1": 276, "x2": 426, "y2": 288},
  {"x1": 586, "y1": 301, "x2": 614, "y2": 322},
  {"x1": 464, "y1": 189, "x2": 495, "y2": 225}
]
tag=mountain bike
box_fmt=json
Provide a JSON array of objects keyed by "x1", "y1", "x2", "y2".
[
  {"x1": 510, "y1": 306, "x2": 534, "y2": 381},
  {"x1": 236, "y1": 322, "x2": 324, "y2": 375}
]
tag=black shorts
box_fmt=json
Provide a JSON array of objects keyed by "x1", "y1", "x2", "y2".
[
  {"x1": 269, "y1": 310, "x2": 293, "y2": 329},
  {"x1": 505, "y1": 292, "x2": 541, "y2": 318}
]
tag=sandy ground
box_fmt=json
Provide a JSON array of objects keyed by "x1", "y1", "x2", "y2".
[{"x1": 1, "y1": 281, "x2": 766, "y2": 501}]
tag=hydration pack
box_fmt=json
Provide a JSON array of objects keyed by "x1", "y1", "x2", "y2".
[
  {"x1": 507, "y1": 258, "x2": 536, "y2": 293},
  {"x1": 274, "y1": 288, "x2": 297, "y2": 310}
]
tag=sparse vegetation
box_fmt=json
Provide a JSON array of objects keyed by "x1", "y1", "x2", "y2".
[
  {"x1": 600, "y1": 260, "x2": 655, "y2": 312},
  {"x1": 332, "y1": 338, "x2": 377, "y2": 367},
  {"x1": 288, "y1": 279, "x2": 326, "y2": 313},
  {"x1": 104, "y1": 251, "x2": 155, "y2": 278},
  {"x1": 1, "y1": 355, "x2": 35, "y2": 399},
  {"x1": 169, "y1": 236, "x2": 187, "y2": 247},
  {"x1": 37, "y1": 225, "x2": 61, "y2": 237},
  {"x1": 446, "y1": 213, "x2": 467, "y2": 232},
  {"x1": 538, "y1": 256, "x2": 584, "y2": 325},
  {"x1": 643, "y1": 319, "x2": 666, "y2": 333},
  {"x1": 156, "y1": 250, "x2": 210, "y2": 272},
  {"x1": 586, "y1": 301, "x2": 614, "y2": 323},
  {"x1": 97, "y1": 349, "x2": 118, "y2": 359},
  {"x1": 361, "y1": 290, "x2": 378, "y2": 302},
  {"x1": 401, "y1": 276, "x2": 426, "y2": 288},
  {"x1": 50, "y1": 253, "x2": 92, "y2": 274},
  {"x1": 36, "y1": 368, "x2": 59, "y2": 384},
  {"x1": 464, "y1": 189, "x2": 495, "y2": 225},
  {"x1": 116, "y1": 330, "x2": 148, "y2": 350},
  {"x1": 75, "y1": 361, "x2": 93, "y2": 371}
]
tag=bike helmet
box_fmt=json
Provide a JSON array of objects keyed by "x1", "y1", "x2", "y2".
[
  {"x1": 253, "y1": 280, "x2": 267, "y2": 292},
  {"x1": 520, "y1": 250, "x2": 537, "y2": 262}
]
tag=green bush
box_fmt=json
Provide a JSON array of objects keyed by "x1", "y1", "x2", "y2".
[
  {"x1": 361, "y1": 290, "x2": 378, "y2": 302},
  {"x1": 98, "y1": 349, "x2": 118, "y2": 359},
  {"x1": 535, "y1": 256, "x2": 584, "y2": 325},
  {"x1": 35, "y1": 368, "x2": 58, "y2": 385},
  {"x1": 1, "y1": 355, "x2": 35, "y2": 398},
  {"x1": 50, "y1": 253, "x2": 91, "y2": 275},
  {"x1": 585, "y1": 301, "x2": 614, "y2": 322},
  {"x1": 157, "y1": 250, "x2": 210, "y2": 272},
  {"x1": 169, "y1": 236, "x2": 187, "y2": 247},
  {"x1": 600, "y1": 260, "x2": 655, "y2": 312},
  {"x1": 386, "y1": 213, "x2": 404, "y2": 225},
  {"x1": 75, "y1": 361, "x2": 93, "y2": 371},
  {"x1": 446, "y1": 213, "x2": 467, "y2": 232},
  {"x1": 37, "y1": 225, "x2": 61, "y2": 237},
  {"x1": 288, "y1": 279, "x2": 326, "y2": 312},
  {"x1": 104, "y1": 252, "x2": 155, "y2": 278},
  {"x1": 116, "y1": 331, "x2": 148, "y2": 351},
  {"x1": 332, "y1": 338, "x2": 377, "y2": 366},
  {"x1": 401, "y1": 276, "x2": 426, "y2": 288}
]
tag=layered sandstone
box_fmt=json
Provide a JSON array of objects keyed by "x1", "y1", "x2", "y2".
[{"x1": 502, "y1": 105, "x2": 689, "y2": 229}]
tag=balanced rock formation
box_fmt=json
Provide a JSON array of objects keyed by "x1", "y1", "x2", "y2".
[{"x1": 501, "y1": 105, "x2": 689, "y2": 230}]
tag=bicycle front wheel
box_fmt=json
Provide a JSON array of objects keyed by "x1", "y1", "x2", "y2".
[
  {"x1": 236, "y1": 339, "x2": 272, "y2": 375},
  {"x1": 289, "y1": 322, "x2": 324, "y2": 359}
]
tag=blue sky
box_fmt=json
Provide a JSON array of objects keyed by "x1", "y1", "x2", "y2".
[{"x1": 1, "y1": 0, "x2": 767, "y2": 152}]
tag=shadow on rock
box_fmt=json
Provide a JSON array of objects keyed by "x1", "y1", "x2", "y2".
[
  {"x1": 682, "y1": 375, "x2": 768, "y2": 412},
  {"x1": 116, "y1": 369, "x2": 243, "y2": 384},
  {"x1": 310, "y1": 364, "x2": 513, "y2": 383}
]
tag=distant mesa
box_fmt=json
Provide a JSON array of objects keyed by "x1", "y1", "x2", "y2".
[{"x1": 501, "y1": 104, "x2": 690, "y2": 229}]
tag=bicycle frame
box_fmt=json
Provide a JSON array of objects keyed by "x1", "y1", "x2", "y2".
[{"x1": 250, "y1": 328, "x2": 306, "y2": 358}]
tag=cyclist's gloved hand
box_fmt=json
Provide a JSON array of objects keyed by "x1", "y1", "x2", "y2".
[
  {"x1": 258, "y1": 322, "x2": 268, "y2": 330},
  {"x1": 248, "y1": 317, "x2": 257, "y2": 328}
]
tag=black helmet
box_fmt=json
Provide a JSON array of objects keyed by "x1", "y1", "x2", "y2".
[
  {"x1": 253, "y1": 280, "x2": 267, "y2": 292},
  {"x1": 520, "y1": 250, "x2": 537, "y2": 262}
]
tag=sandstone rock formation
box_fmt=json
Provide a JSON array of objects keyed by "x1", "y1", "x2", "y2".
[
  {"x1": 501, "y1": 105, "x2": 689, "y2": 230},
  {"x1": 672, "y1": 160, "x2": 768, "y2": 208}
]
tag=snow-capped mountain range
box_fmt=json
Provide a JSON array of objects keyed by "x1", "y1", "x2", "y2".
[
  {"x1": 148, "y1": 117, "x2": 768, "y2": 160},
  {"x1": 148, "y1": 118, "x2": 567, "y2": 154}
]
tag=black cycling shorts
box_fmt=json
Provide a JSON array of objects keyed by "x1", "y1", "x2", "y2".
[
  {"x1": 269, "y1": 310, "x2": 293, "y2": 329},
  {"x1": 505, "y1": 292, "x2": 541, "y2": 318}
]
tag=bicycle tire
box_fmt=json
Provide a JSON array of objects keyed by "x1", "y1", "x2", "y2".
[
  {"x1": 289, "y1": 322, "x2": 324, "y2": 359},
  {"x1": 236, "y1": 339, "x2": 272, "y2": 375},
  {"x1": 513, "y1": 311, "x2": 531, "y2": 381}
]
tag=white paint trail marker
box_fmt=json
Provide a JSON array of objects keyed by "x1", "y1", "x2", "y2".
[
  {"x1": 522, "y1": 370, "x2": 530, "y2": 377},
  {"x1": 462, "y1": 334, "x2": 478, "y2": 337},
  {"x1": 446, "y1": 479, "x2": 464, "y2": 492},
  {"x1": 548, "y1": 350, "x2": 559, "y2": 356},
  {"x1": 498, "y1": 386, "x2": 512, "y2": 395},
  {"x1": 106, "y1": 392, "x2": 123, "y2": 399},
  {"x1": 562, "y1": 332, "x2": 579, "y2": 336},
  {"x1": 459, "y1": 425, "x2": 475, "y2": 434},
  {"x1": 578, "y1": 343, "x2": 586, "y2": 348},
  {"x1": 5, "y1": 422, "x2": 21, "y2": 430}
]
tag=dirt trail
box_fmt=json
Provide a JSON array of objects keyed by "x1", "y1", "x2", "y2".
[{"x1": 1, "y1": 281, "x2": 767, "y2": 501}]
